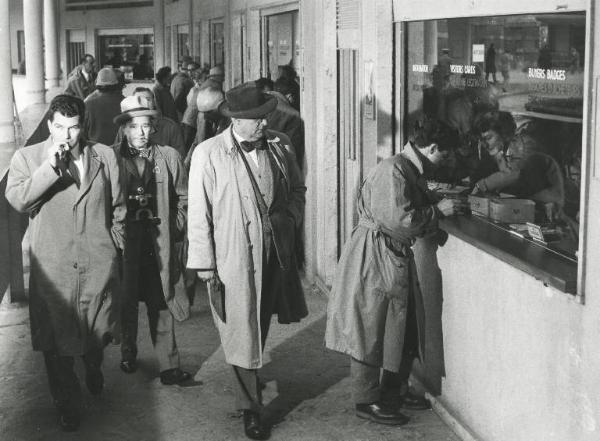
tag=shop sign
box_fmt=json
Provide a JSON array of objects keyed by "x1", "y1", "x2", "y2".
[{"x1": 472, "y1": 44, "x2": 484, "y2": 62}]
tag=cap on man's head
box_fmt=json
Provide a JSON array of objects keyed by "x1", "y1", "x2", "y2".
[
  {"x1": 114, "y1": 95, "x2": 158, "y2": 125},
  {"x1": 218, "y1": 82, "x2": 277, "y2": 119},
  {"x1": 209, "y1": 65, "x2": 224, "y2": 79},
  {"x1": 96, "y1": 67, "x2": 119, "y2": 87}
]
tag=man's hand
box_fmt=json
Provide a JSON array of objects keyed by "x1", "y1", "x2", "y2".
[
  {"x1": 471, "y1": 180, "x2": 486, "y2": 195},
  {"x1": 436, "y1": 198, "x2": 469, "y2": 217},
  {"x1": 48, "y1": 142, "x2": 69, "y2": 169},
  {"x1": 197, "y1": 270, "x2": 216, "y2": 281}
]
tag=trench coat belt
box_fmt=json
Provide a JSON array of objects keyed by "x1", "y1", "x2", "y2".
[
  {"x1": 357, "y1": 218, "x2": 414, "y2": 252},
  {"x1": 358, "y1": 218, "x2": 381, "y2": 232}
]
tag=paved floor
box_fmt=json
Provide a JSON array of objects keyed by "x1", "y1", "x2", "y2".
[{"x1": 0, "y1": 288, "x2": 460, "y2": 441}]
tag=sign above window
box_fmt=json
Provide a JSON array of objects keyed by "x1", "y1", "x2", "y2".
[{"x1": 65, "y1": 0, "x2": 153, "y2": 11}]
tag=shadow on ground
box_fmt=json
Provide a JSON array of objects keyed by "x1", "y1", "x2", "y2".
[{"x1": 261, "y1": 315, "x2": 349, "y2": 424}]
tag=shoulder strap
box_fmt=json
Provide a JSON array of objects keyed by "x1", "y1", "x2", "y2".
[{"x1": 231, "y1": 134, "x2": 269, "y2": 217}]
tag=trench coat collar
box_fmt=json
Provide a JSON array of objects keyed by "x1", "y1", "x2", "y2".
[
  {"x1": 75, "y1": 142, "x2": 102, "y2": 205},
  {"x1": 401, "y1": 141, "x2": 425, "y2": 176}
]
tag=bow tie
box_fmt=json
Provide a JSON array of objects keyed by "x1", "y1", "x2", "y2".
[
  {"x1": 128, "y1": 147, "x2": 152, "y2": 159},
  {"x1": 240, "y1": 139, "x2": 266, "y2": 153}
]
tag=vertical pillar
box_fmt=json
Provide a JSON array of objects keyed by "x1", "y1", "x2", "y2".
[
  {"x1": 24, "y1": 0, "x2": 45, "y2": 105},
  {"x1": 0, "y1": 0, "x2": 15, "y2": 142},
  {"x1": 44, "y1": 0, "x2": 60, "y2": 87}
]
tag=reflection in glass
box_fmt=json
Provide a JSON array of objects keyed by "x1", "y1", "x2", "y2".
[{"x1": 405, "y1": 12, "x2": 585, "y2": 259}]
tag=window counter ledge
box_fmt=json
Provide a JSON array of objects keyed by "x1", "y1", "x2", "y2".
[{"x1": 440, "y1": 215, "x2": 577, "y2": 294}]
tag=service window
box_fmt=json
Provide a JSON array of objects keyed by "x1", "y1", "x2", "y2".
[
  {"x1": 404, "y1": 12, "x2": 586, "y2": 270},
  {"x1": 98, "y1": 28, "x2": 155, "y2": 80}
]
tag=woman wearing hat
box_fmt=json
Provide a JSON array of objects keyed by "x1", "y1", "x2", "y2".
[
  {"x1": 114, "y1": 95, "x2": 191, "y2": 385},
  {"x1": 187, "y1": 82, "x2": 307, "y2": 440}
]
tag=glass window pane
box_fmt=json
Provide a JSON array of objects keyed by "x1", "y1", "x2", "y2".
[
  {"x1": 98, "y1": 31, "x2": 155, "y2": 80},
  {"x1": 405, "y1": 12, "x2": 586, "y2": 261}
]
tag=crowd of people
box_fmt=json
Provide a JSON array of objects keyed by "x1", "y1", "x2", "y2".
[{"x1": 3, "y1": 49, "x2": 580, "y2": 440}]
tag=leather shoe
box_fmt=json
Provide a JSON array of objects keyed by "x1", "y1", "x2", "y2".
[
  {"x1": 243, "y1": 410, "x2": 271, "y2": 440},
  {"x1": 85, "y1": 365, "x2": 104, "y2": 395},
  {"x1": 120, "y1": 359, "x2": 138, "y2": 374},
  {"x1": 355, "y1": 402, "x2": 410, "y2": 426},
  {"x1": 160, "y1": 368, "x2": 192, "y2": 385},
  {"x1": 58, "y1": 411, "x2": 80, "y2": 432},
  {"x1": 400, "y1": 391, "x2": 431, "y2": 410}
]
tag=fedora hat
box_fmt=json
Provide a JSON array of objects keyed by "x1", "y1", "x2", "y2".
[
  {"x1": 96, "y1": 67, "x2": 119, "y2": 86},
  {"x1": 197, "y1": 87, "x2": 224, "y2": 112},
  {"x1": 218, "y1": 82, "x2": 277, "y2": 119},
  {"x1": 113, "y1": 95, "x2": 158, "y2": 125}
]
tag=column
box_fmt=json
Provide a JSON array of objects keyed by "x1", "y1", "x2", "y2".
[
  {"x1": 24, "y1": 0, "x2": 45, "y2": 104},
  {"x1": 0, "y1": 0, "x2": 15, "y2": 142},
  {"x1": 44, "y1": 0, "x2": 60, "y2": 87}
]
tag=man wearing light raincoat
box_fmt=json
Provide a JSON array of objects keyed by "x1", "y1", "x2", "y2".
[{"x1": 325, "y1": 118, "x2": 467, "y2": 426}]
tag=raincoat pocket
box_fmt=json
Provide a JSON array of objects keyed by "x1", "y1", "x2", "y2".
[{"x1": 375, "y1": 238, "x2": 410, "y2": 299}]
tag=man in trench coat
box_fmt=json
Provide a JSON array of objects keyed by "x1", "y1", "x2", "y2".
[
  {"x1": 325, "y1": 118, "x2": 467, "y2": 425},
  {"x1": 5, "y1": 94, "x2": 125, "y2": 431},
  {"x1": 187, "y1": 82, "x2": 307, "y2": 440},
  {"x1": 113, "y1": 95, "x2": 191, "y2": 385}
]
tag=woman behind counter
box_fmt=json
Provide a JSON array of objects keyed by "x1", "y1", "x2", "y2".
[{"x1": 472, "y1": 131, "x2": 565, "y2": 217}]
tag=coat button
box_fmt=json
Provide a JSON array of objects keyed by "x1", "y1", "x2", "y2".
[{"x1": 73, "y1": 263, "x2": 78, "y2": 269}]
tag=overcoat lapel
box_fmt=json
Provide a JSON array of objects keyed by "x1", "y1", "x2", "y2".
[{"x1": 75, "y1": 145, "x2": 101, "y2": 205}]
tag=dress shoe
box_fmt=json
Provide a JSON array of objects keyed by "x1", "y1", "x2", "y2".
[
  {"x1": 160, "y1": 368, "x2": 192, "y2": 385},
  {"x1": 120, "y1": 359, "x2": 138, "y2": 374},
  {"x1": 243, "y1": 410, "x2": 271, "y2": 440},
  {"x1": 85, "y1": 365, "x2": 104, "y2": 395},
  {"x1": 355, "y1": 402, "x2": 410, "y2": 426},
  {"x1": 58, "y1": 411, "x2": 80, "y2": 432},
  {"x1": 399, "y1": 391, "x2": 431, "y2": 410}
]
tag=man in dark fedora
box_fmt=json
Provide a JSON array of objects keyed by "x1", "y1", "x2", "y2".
[
  {"x1": 187, "y1": 82, "x2": 307, "y2": 440},
  {"x1": 113, "y1": 95, "x2": 192, "y2": 386}
]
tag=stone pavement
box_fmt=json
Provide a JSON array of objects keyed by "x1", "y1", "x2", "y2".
[{"x1": 0, "y1": 288, "x2": 460, "y2": 441}]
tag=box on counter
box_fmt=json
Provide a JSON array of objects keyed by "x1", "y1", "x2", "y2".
[
  {"x1": 468, "y1": 195, "x2": 491, "y2": 217},
  {"x1": 489, "y1": 199, "x2": 535, "y2": 224}
]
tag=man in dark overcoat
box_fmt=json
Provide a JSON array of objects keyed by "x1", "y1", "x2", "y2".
[
  {"x1": 325, "y1": 118, "x2": 467, "y2": 425},
  {"x1": 114, "y1": 95, "x2": 191, "y2": 386},
  {"x1": 5, "y1": 94, "x2": 125, "y2": 431},
  {"x1": 65, "y1": 54, "x2": 97, "y2": 100},
  {"x1": 187, "y1": 82, "x2": 307, "y2": 440},
  {"x1": 83, "y1": 68, "x2": 125, "y2": 145},
  {"x1": 153, "y1": 66, "x2": 179, "y2": 123}
]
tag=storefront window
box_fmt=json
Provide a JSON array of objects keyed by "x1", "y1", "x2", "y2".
[
  {"x1": 263, "y1": 10, "x2": 301, "y2": 81},
  {"x1": 210, "y1": 20, "x2": 224, "y2": 67},
  {"x1": 193, "y1": 21, "x2": 201, "y2": 63},
  {"x1": 405, "y1": 12, "x2": 586, "y2": 264},
  {"x1": 176, "y1": 24, "x2": 190, "y2": 62},
  {"x1": 98, "y1": 28, "x2": 155, "y2": 80}
]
